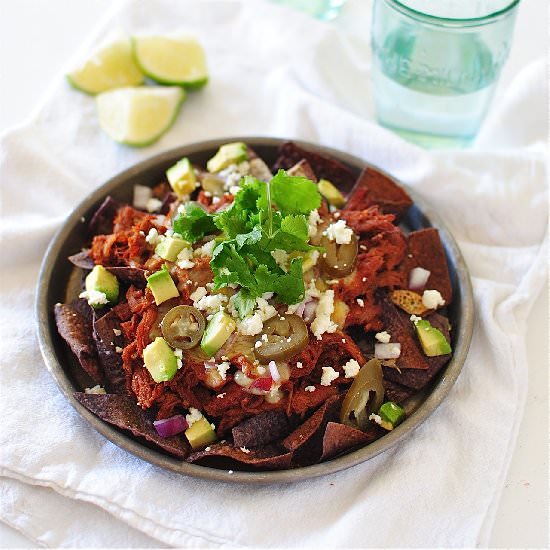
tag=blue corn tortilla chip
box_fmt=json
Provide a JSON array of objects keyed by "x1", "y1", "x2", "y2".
[
  {"x1": 54, "y1": 299, "x2": 102, "y2": 383},
  {"x1": 74, "y1": 392, "x2": 189, "y2": 458},
  {"x1": 68, "y1": 250, "x2": 95, "y2": 270},
  {"x1": 187, "y1": 442, "x2": 293, "y2": 470},
  {"x1": 272, "y1": 142, "x2": 356, "y2": 192},
  {"x1": 345, "y1": 167, "x2": 412, "y2": 219},
  {"x1": 321, "y1": 421, "x2": 382, "y2": 461},
  {"x1": 105, "y1": 266, "x2": 147, "y2": 287},
  {"x1": 232, "y1": 410, "x2": 291, "y2": 449},
  {"x1": 93, "y1": 308, "x2": 127, "y2": 394},
  {"x1": 88, "y1": 196, "x2": 120, "y2": 236}
]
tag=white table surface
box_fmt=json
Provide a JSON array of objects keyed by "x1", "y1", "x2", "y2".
[{"x1": 1, "y1": 0, "x2": 547, "y2": 547}]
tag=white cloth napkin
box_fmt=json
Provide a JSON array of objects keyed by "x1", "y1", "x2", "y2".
[{"x1": 0, "y1": 0, "x2": 547, "y2": 547}]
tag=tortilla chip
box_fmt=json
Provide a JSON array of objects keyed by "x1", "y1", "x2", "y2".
[
  {"x1": 287, "y1": 159, "x2": 318, "y2": 182},
  {"x1": 105, "y1": 266, "x2": 147, "y2": 287},
  {"x1": 345, "y1": 167, "x2": 412, "y2": 219},
  {"x1": 382, "y1": 310, "x2": 452, "y2": 390},
  {"x1": 88, "y1": 196, "x2": 120, "y2": 236},
  {"x1": 232, "y1": 410, "x2": 291, "y2": 449},
  {"x1": 321, "y1": 422, "x2": 380, "y2": 461},
  {"x1": 68, "y1": 251, "x2": 95, "y2": 270},
  {"x1": 383, "y1": 379, "x2": 415, "y2": 404},
  {"x1": 272, "y1": 142, "x2": 356, "y2": 192},
  {"x1": 93, "y1": 309, "x2": 127, "y2": 393},
  {"x1": 282, "y1": 395, "x2": 341, "y2": 465},
  {"x1": 160, "y1": 191, "x2": 178, "y2": 215},
  {"x1": 54, "y1": 299, "x2": 102, "y2": 383},
  {"x1": 399, "y1": 228, "x2": 453, "y2": 304},
  {"x1": 74, "y1": 392, "x2": 189, "y2": 458},
  {"x1": 378, "y1": 296, "x2": 430, "y2": 371},
  {"x1": 187, "y1": 442, "x2": 293, "y2": 470},
  {"x1": 391, "y1": 289, "x2": 428, "y2": 315}
]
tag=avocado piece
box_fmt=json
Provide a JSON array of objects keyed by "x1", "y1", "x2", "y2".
[
  {"x1": 200, "y1": 311, "x2": 236, "y2": 356},
  {"x1": 414, "y1": 319, "x2": 452, "y2": 357},
  {"x1": 318, "y1": 178, "x2": 346, "y2": 208},
  {"x1": 155, "y1": 235, "x2": 189, "y2": 262},
  {"x1": 166, "y1": 157, "x2": 197, "y2": 197},
  {"x1": 206, "y1": 142, "x2": 248, "y2": 173},
  {"x1": 85, "y1": 265, "x2": 119, "y2": 306},
  {"x1": 143, "y1": 336, "x2": 178, "y2": 383},
  {"x1": 379, "y1": 401, "x2": 405, "y2": 428},
  {"x1": 185, "y1": 416, "x2": 217, "y2": 449},
  {"x1": 146, "y1": 265, "x2": 179, "y2": 305}
]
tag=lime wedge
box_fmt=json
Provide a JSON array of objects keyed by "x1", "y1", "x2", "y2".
[
  {"x1": 67, "y1": 36, "x2": 144, "y2": 95},
  {"x1": 132, "y1": 34, "x2": 208, "y2": 88},
  {"x1": 96, "y1": 86, "x2": 185, "y2": 146}
]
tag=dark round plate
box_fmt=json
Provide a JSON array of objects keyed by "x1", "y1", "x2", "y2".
[{"x1": 36, "y1": 137, "x2": 474, "y2": 484}]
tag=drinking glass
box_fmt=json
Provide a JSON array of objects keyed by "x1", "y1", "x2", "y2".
[
  {"x1": 371, "y1": 0, "x2": 520, "y2": 147},
  {"x1": 269, "y1": 0, "x2": 347, "y2": 20}
]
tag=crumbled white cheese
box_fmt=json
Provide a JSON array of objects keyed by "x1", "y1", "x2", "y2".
[
  {"x1": 145, "y1": 197, "x2": 163, "y2": 213},
  {"x1": 85, "y1": 385, "x2": 106, "y2": 394},
  {"x1": 324, "y1": 219, "x2": 353, "y2": 244},
  {"x1": 343, "y1": 359, "x2": 361, "y2": 378},
  {"x1": 190, "y1": 286, "x2": 208, "y2": 303},
  {"x1": 195, "y1": 293, "x2": 228, "y2": 316},
  {"x1": 185, "y1": 407, "x2": 203, "y2": 427},
  {"x1": 356, "y1": 298, "x2": 365, "y2": 308},
  {"x1": 113, "y1": 328, "x2": 122, "y2": 336},
  {"x1": 255, "y1": 297, "x2": 277, "y2": 321},
  {"x1": 369, "y1": 413, "x2": 383, "y2": 425},
  {"x1": 308, "y1": 209, "x2": 321, "y2": 237},
  {"x1": 79, "y1": 289, "x2": 108, "y2": 307},
  {"x1": 296, "y1": 362, "x2": 303, "y2": 369},
  {"x1": 145, "y1": 227, "x2": 162, "y2": 246},
  {"x1": 176, "y1": 246, "x2": 195, "y2": 269},
  {"x1": 240, "y1": 447, "x2": 250, "y2": 454},
  {"x1": 229, "y1": 185, "x2": 241, "y2": 196},
  {"x1": 212, "y1": 196, "x2": 221, "y2": 204},
  {"x1": 321, "y1": 366, "x2": 340, "y2": 386},
  {"x1": 115, "y1": 346, "x2": 123, "y2": 354},
  {"x1": 254, "y1": 340, "x2": 262, "y2": 349},
  {"x1": 304, "y1": 385, "x2": 316, "y2": 392},
  {"x1": 286, "y1": 279, "x2": 321, "y2": 314},
  {"x1": 256, "y1": 366, "x2": 266, "y2": 375},
  {"x1": 194, "y1": 239, "x2": 217, "y2": 258},
  {"x1": 239, "y1": 312, "x2": 264, "y2": 335},
  {"x1": 410, "y1": 314, "x2": 422, "y2": 324},
  {"x1": 422, "y1": 289, "x2": 445, "y2": 309},
  {"x1": 311, "y1": 289, "x2": 338, "y2": 340},
  {"x1": 218, "y1": 161, "x2": 250, "y2": 189},
  {"x1": 174, "y1": 348, "x2": 183, "y2": 370},
  {"x1": 271, "y1": 249, "x2": 289, "y2": 272},
  {"x1": 217, "y1": 362, "x2": 231, "y2": 380},
  {"x1": 375, "y1": 331, "x2": 391, "y2": 343},
  {"x1": 217, "y1": 393, "x2": 226, "y2": 399}
]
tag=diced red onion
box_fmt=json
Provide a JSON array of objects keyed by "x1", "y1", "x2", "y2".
[
  {"x1": 153, "y1": 415, "x2": 188, "y2": 438},
  {"x1": 133, "y1": 184, "x2": 153, "y2": 209},
  {"x1": 268, "y1": 361, "x2": 281, "y2": 382},
  {"x1": 249, "y1": 377, "x2": 273, "y2": 392},
  {"x1": 303, "y1": 299, "x2": 318, "y2": 323},
  {"x1": 375, "y1": 343, "x2": 402, "y2": 359},
  {"x1": 409, "y1": 267, "x2": 431, "y2": 290}
]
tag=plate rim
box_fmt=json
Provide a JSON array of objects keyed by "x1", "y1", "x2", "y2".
[{"x1": 36, "y1": 136, "x2": 474, "y2": 484}]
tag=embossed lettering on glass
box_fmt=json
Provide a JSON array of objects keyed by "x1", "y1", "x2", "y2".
[{"x1": 371, "y1": 0, "x2": 520, "y2": 147}]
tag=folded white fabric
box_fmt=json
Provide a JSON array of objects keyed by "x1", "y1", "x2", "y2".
[{"x1": 0, "y1": 0, "x2": 547, "y2": 547}]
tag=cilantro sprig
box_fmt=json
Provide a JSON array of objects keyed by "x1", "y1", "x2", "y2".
[{"x1": 171, "y1": 170, "x2": 322, "y2": 309}]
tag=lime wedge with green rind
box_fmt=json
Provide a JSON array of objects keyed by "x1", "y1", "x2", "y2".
[
  {"x1": 96, "y1": 86, "x2": 185, "y2": 147},
  {"x1": 132, "y1": 34, "x2": 208, "y2": 89},
  {"x1": 67, "y1": 36, "x2": 144, "y2": 95}
]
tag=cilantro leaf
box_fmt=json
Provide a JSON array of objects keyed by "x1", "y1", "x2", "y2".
[
  {"x1": 270, "y1": 170, "x2": 322, "y2": 216},
  {"x1": 172, "y1": 204, "x2": 217, "y2": 243},
  {"x1": 273, "y1": 258, "x2": 305, "y2": 304},
  {"x1": 232, "y1": 290, "x2": 256, "y2": 319}
]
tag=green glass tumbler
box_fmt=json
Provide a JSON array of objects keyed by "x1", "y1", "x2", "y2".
[{"x1": 371, "y1": 0, "x2": 520, "y2": 147}]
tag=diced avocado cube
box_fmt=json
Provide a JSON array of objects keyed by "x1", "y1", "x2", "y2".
[
  {"x1": 206, "y1": 142, "x2": 248, "y2": 173},
  {"x1": 318, "y1": 178, "x2": 346, "y2": 208},
  {"x1": 414, "y1": 319, "x2": 452, "y2": 357},
  {"x1": 143, "y1": 336, "x2": 178, "y2": 383},
  {"x1": 200, "y1": 311, "x2": 236, "y2": 357},
  {"x1": 147, "y1": 265, "x2": 179, "y2": 305},
  {"x1": 379, "y1": 401, "x2": 405, "y2": 427},
  {"x1": 166, "y1": 157, "x2": 197, "y2": 198},
  {"x1": 85, "y1": 265, "x2": 119, "y2": 306},
  {"x1": 185, "y1": 416, "x2": 217, "y2": 449},
  {"x1": 155, "y1": 235, "x2": 190, "y2": 262}
]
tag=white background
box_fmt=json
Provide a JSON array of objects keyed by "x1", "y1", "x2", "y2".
[{"x1": 0, "y1": 0, "x2": 547, "y2": 547}]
